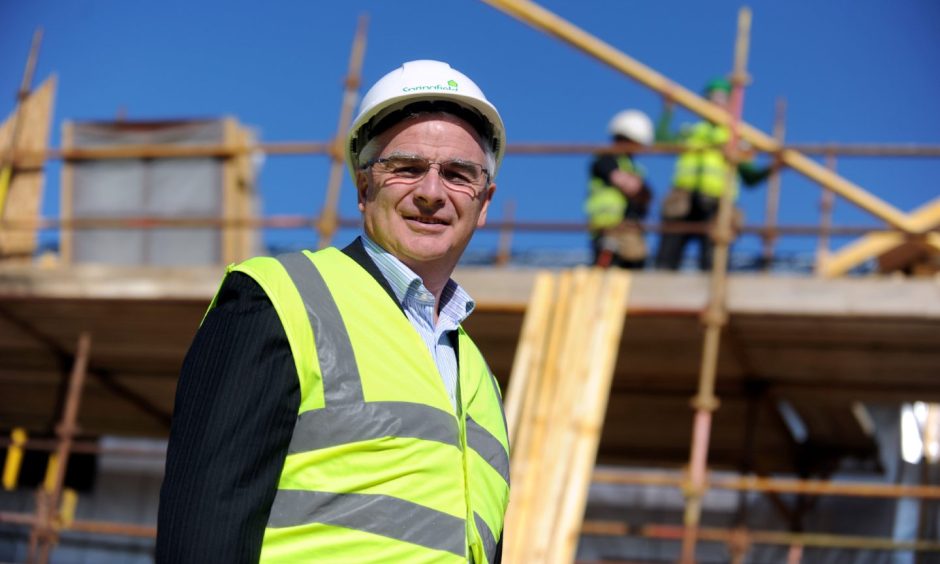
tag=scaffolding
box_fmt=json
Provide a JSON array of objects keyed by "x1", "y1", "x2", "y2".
[{"x1": 1, "y1": 3, "x2": 940, "y2": 563}]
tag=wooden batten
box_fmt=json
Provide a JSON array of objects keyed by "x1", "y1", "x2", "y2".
[{"x1": 0, "y1": 75, "x2": 56, "y2": 260}]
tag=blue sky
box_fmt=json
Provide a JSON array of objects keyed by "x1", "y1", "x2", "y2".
[{"x1": 2, "y1": 0, "x2": 939, "y2": 263}]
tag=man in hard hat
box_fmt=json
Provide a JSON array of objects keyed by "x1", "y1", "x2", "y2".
[
  {"x1": 585, "y1": 109, "x2": 654, "y2": 269},
  {"x1": 654, "y1": 77, "x2": 772, "y2": 270},
  {"x1": 157, "y1": 60, "x2": 509, "y2": 564}
]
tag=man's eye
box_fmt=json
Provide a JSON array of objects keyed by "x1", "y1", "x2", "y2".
[
  {"x1": 387, "y1": 159, "x2": 426, "y2": 175},
  {"x1": 443, "y1": 170, "x2": 472, "y2": 183},
  {"x1": 442, "y1": 165, "x2": 475, "y2": 183}
]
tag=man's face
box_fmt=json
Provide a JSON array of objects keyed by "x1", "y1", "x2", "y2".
[
  {"x1": 708, "y1": 88, "x2": 730, "y2": 109},
  {"x1": 356, "y1": 113, "x2": 495, "y2": 278}
]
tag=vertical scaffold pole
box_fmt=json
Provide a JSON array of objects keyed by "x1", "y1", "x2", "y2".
[
  {"x1": 495, "y1": 200, "x2": 516, "y2": 266},
  {"x1": 28, "y1": 332, "x2": 92, "y2": 564},
  {"x1": 681, "y1": 7, "x2": 752, "y2": 563},
  {"x1": 317, "y1": 15, "x2": 368, "y2": 249},
  {"x1": 815, "y1": 152, "x2": 836, "y2": 273},
  {"x1": 761, "y1": 98, "x2": 786, "y2": 270}
]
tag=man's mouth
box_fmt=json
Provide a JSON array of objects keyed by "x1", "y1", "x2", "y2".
[{"x1": 405, "y1": 215, "x2": 448, "y2": 226}]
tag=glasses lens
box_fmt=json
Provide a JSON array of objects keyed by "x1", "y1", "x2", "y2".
[
  {"x1": 373, "y1": 155, "x2": 487, "y2": 192},
  {"x1": 439, "y1": 161, "x2": 484, "y2": 189},
  {"x1": 377, "y1": 156, "x2": 429, "y2": 179}
]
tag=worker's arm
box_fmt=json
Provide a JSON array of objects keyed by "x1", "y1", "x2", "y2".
[
  {"x1": 591, "y1": 155, "x2": 643, "y2": 197},
  {"x1": 738, "y1": 160, "x2": 773, "y2": 187},
  {"x1": 157, "y1": 272, "x2": 299, "y2": 564},
  {"x1": 654, "y1": 103, "x2": 681, "y2": 144},
  {"x1": 625, "y1": 181, "x2": 652, "y2": 220}
]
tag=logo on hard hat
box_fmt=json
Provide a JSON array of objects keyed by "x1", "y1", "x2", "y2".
[{"x1": 402, "y1": 79, "x2": 459, "y2": 93}]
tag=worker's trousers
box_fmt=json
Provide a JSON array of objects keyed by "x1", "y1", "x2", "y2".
[{"x1": 654, "y1": 192, "x2": 718, "y2": 271}]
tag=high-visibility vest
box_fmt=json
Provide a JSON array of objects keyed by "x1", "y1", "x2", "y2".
[
  {"x1": 584, "y1": 155, "x2": 644, "y2": 230},
  {"x1": 672, "y1": 121, "x2": 734, "y2": 199},
  {"x1": 216, "y1": 248, "x2": 509, "y2": 563}
]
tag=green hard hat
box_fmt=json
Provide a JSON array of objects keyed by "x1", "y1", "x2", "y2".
[{"x1": 703, "y1": 77, "x2": 732, "y2": 95}]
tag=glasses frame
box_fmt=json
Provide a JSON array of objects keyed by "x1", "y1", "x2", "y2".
[{"x1": 360, "y1": 153, "x2": 491, "y2": 194}]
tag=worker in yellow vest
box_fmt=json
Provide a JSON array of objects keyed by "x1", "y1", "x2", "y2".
[
  {"x1": 158, "y1": 60, "x2": 510, "y2": 564},
  {"x1": 654, "y1": 78, "x2": 772, "y2": 270},
  {"x1": 585, "y1": 109, "x2": 654, "y2": 269}
]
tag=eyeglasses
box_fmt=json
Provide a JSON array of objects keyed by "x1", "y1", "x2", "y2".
[{"x1": 360, "y1": 154, "x2": 491, "y2": 194}]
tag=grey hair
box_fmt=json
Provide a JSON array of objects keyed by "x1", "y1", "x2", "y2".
[{"x1": 357, "y1": 112, "x2": 497, "y2": 178}]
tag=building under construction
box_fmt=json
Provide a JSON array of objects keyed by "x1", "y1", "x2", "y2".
[{"x1": 1, "y1": 2, "x2": 940, "y2": 563}]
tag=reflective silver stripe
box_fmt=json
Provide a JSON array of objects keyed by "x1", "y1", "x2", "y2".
[
  {"x1": 288, "y1": 401, "x2": 460, "y2": 454},
  {"x1": 268, "y1": 489, "x2": 466, "y2": 557},
  {"x1": 474, "y1": 512, "x2": 497, "y2": 564},
  {"x1": 277, "y1": 252, "x2": 363, "y2": 405},
  {"x1": 484, "y1": 366, "x2": 509, "y2": 448},
  {"x1": 466, "y1": 416, "x2": 510, "y2": 485}
]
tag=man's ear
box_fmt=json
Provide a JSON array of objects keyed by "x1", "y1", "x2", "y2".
[
  {"x1": 476, "y1": 182, "x2": 496, "y2": 227},
  {"x1": 356, "y1": 171, "x2": 370, "y2": 212}
]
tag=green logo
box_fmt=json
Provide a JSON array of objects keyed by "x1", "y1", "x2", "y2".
[{"x1": 402, "y1": 81, "x2": 460, "y2": 93}]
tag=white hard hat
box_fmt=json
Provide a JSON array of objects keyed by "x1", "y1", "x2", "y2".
[
  {"x1": 346, "y1": 59, "x2": 506, "y2": 180},
  {"x1": 607, "y1": 109, "x2": 653, "y2": 146}
]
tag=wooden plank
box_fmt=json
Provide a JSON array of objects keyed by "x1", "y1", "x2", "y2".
[
  {"x1": 906, "y1": 197, "x2": 940, "y2": 232},
  {"x1": 504, "y1": 270, "x2": 573, "y2": 562},
  {"x1": 555, "y1": 270, "x2": 631, "y2": 563},
  {"x1": 0, "y1": 76, "x2": 56, "y2": 257},
  {"x1": 926, "y1": 232, "x2": 940, "y2": 254},
  {"x1": 504, "y1": 270, "x2": 553, "y2": 445},
  {"x1": 819, "y1": 232, "x2": 903, "y2": 277},
  {"x1": 822, "y1": 197, "x2": 940, "y2": 277},
  {"x1": 531, "y1": 269, "x2": 599, "y2": 561}
]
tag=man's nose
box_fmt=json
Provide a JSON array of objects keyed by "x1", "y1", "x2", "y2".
[{"x1": 412, "y1": 165, "x2": 447, "y2": 203}]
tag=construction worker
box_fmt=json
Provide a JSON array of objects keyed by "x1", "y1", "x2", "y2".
[
  {"x1": 585, "y1": 109, "x2": 654, "y2": 269},
  {"x1": 654, "y1": 77, "x2": 772, "y2": 271},
  {"x1": 157, "y1": 60, "x2": 509, "y2": 563}
]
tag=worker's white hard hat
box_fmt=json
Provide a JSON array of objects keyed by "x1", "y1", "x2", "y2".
[
  {"x1": 607, "y1": 109, "x2": 654, "y2": 146},
  {"x1": 346, "y1": 59, "x2": 506, "y2": 180}
]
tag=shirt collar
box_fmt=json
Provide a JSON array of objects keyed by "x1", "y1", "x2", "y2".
[{"x1": 360, "y1": 234, "x2": 476, "y2": 325}]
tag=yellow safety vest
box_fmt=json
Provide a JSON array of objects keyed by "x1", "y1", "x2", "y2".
[
  {"x1": 216, "y1": 248, "x2": 509, "y2": 563},
  {"x1": 584, "y1": 155, "x2": 644, "y2": 230},
  {"x1": 672, "y1": 121, "x2": 734, "y2": 199}
]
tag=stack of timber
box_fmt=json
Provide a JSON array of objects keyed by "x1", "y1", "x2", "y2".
[{"x1": 502, "y1": 267, "x2": 631, "y2": 563}]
